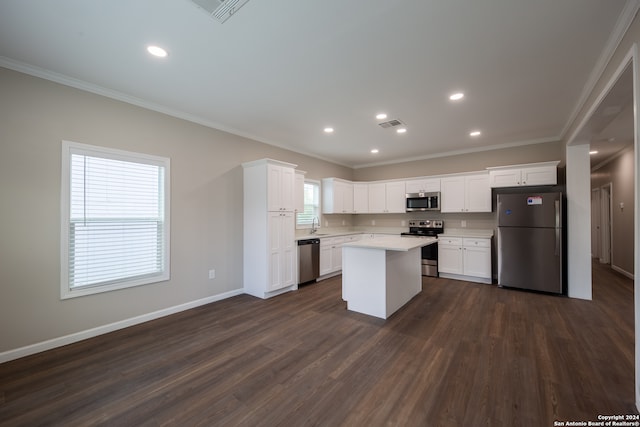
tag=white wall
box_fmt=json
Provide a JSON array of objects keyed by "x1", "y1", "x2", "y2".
[{"x1": 566, "y1": 144, "x2": 593, "y2": 300}]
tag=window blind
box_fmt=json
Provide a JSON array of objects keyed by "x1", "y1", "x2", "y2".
[
  {"x1": 68, "y1": 153, "x2": 166, "y2": 289},
  {"x1": 297, "y1": 182, "x2": 320, "y2": 226}
]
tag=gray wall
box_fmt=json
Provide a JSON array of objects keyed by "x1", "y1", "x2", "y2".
[
  {"x1": 0, "y1": 67, "x2": 351, "y2": 354},
  {"x1": 591, "y1": 148, "x2": 635, "y2": 275}
]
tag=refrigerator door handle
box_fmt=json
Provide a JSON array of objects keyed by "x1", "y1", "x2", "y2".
[{"x1": 555, "y1": 199, "x2": 560, "y2": 256}]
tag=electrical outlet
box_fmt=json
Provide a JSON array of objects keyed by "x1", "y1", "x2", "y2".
[
  {"x1": 401, "y1": 220, "x2": 406, "y2": 227},
  {"x1": 208, "y1": 269, "x2": 216, "y2": 279},
  {"x1": 461, "y1": 220, "x2": 467, "y2": 228},
  {"x1": 371, "y1": 220, "x2": 376, "y2": 226}
]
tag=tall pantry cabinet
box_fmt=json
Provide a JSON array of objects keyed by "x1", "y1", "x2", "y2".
[{"x1": 243, "y1": 159, "x2": 297, "y2": 299}]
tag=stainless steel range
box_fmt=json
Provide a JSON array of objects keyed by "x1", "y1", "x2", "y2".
[{"x1": 401, "y1": 219, "x2": 444, "y2": 277}]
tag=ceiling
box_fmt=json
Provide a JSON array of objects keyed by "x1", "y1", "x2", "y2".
[{"x1": 0, "y1": 0, "x2": 636, "y2": 168}]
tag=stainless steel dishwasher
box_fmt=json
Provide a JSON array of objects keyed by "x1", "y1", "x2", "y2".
[{"x1": 298, "y1": 238, "x2": 320, "y2": 285}]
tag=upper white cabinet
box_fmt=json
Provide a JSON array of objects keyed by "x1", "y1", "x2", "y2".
[
  {"x1": 405, "y1": 178, "x2": 440, "y2": 193},
  {"x1": 294, "y1": 170, "x2": 306, "y2": 214},
  {"x1": 440, "y1": 173, "x2": 491, "y2": 213},
  {"x1": 322, "y1": 178, "x2": 354, "y2": 214},
  {"x1": 487, "y1": 161, "x2": 559, "y2": 188},
  {"x1": 353, "y1": 183, "x2": 369, "y2": 214},
  {"x1": 368, "y1": 181, "x2": 405, "y2": 213},
  {"x1": 267, "y1": 162, "x2": 295, "y2": 212}
]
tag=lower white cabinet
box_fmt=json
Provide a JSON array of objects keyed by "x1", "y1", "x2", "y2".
[
  {"x1": 268, "y1": 212, "x2": 296, "y2": 291},
  {"x1": 437, "y1": 237, "x2": 464, "y2": 275},
  {"x1": 319, "y1": 234, "x2": 362, "y2": 276},
  {"x1": 438, "y1": 237, "x2": 491, "y2": 284},
  {"x1": 320, "y1": 237, "x2": 344, "y2": 276}
]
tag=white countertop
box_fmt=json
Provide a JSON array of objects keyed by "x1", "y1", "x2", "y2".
[
  {"x1": 438, "y1": 228, "x2": 494, "y2": 238},
  {"x1": 342, "y1": 236, "x2": 437, "y2": 251}
]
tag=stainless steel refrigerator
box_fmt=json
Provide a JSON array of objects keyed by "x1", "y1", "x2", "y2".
[{"x1": 497, "y1": 191, "x2": 563, "y2": 293}]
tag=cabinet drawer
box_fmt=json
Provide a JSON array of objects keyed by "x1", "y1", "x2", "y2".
[
  {"x1": 463, "y1": 238, "x2": 491, "y2": 248},
  {"x1": 438, "y1": 237, "x2": 462, "y2": 246}
]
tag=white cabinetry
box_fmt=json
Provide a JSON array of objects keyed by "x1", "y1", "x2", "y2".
[
  {"x1": 437, "y1": 237, "x2": 463, "y2": 275},
  {"x1": 268, "y1": 211, "x2": 296, "y2": 291},
  {"x1": 405, "y1": 178, "x2": 440, "y2": 193},
  {"x1": 462, "y1": 238, "x2": 491, "y2": 279},
  {"x1": 488, "y1": 161, "x2": 559, "y2": 188},
  {"x1": 267, "y1": 163, "x2": 295, "y2": 212},
  {"x1": 440, "y1": 173, "x2": 491, "y2": 213},
  {"x1": 353, "y1": 183, "x2": 369, "y2": 213},
  {"x1": 322, "y1": 178, "x2": 354, "y2": 214},
  {"x1": 438, "y1": 236, "x2": 491, "y2": 284},
  {"x1": 368, "y1": 181, "x2": 406, "y2": 213},
  {"x1": 294, "y1": 170, "x2": 305, "y2": 214},
  {"x1": 243, "y1": 159, "x2": 298, "y2": 299},
  {"x1": 320, "y1": 236, "x2": 344, "y2": 276}
]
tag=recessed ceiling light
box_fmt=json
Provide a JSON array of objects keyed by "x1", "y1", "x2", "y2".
[
  {"x1": 396, "y1": 128, "x2": 407, "y2": 134},
  {"x1": 469, "y1": 130, "x2": 481, "y2": 137},
  {"x1": 147, "y1": 45, "x2": 168, "y2": 58},
  {"x1": 589, "y1": 150, "x2": 599, "y2": 155},
  {"x1": 323, "y1": 127, "x2": 334, "y2": 133},
  {"x1": 376, "y1": 113, "x2": 388, "y2": 120},
  {"x1": 449, "y1": 92, "x2": 464, "y2": 101},
  {"x1": 371, "y1": 149, "x2": 379, "y2": 154}
]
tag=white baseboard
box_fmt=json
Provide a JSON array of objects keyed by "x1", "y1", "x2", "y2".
[
  {"x1": 0, "y1": 288, "x2": 244, "y2": 364},
  {"x1": 611, "y1": 264, "x2": 634, "y2": 280}
]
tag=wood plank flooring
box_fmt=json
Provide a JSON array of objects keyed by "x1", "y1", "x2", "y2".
[{"x1": 0, "y1": 262, "x2": 636, "y2": 426}]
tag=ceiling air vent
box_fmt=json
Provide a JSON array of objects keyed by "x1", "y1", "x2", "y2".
[
  {"x1": 378, "y1": 119, "x2": 404, "y2": 129},
  {"x1": 190, "y1": 0, "x2": 251, "y2": 23}
]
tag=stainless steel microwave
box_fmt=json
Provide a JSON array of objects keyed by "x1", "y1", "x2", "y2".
[{"x1": 406, "y1": 192, "x2": 440, "y2": 212}]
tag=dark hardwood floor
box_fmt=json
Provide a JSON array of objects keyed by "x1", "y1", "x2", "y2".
[{"x1": 0, "y1": 262, "x2": 636, "y2": 426}]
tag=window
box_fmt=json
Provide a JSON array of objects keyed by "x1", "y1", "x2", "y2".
[
  {"x1": 61, "y1": 141, "x2": 170, "y2": 298},
  {"x1": 297, "y1": 180, "x2": 320, "y2": 228}
]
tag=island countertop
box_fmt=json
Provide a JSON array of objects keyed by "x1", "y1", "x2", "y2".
[{"x1": 342, "y1": 236, "x2": 437, "y2": 251}]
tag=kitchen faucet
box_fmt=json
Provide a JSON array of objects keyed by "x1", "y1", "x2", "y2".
[{"x1": 310, "y1": 217, "x2": 319, "y2": 234}]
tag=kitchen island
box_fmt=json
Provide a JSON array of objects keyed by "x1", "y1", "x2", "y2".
[{"x1": 342, "y1": 236, "x2": 437, "y2": 319}]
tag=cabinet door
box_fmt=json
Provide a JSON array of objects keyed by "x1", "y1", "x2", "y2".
[
  {"x1": 440, "y1": 176, "x2": 465, "y2": 213},
  {"x1": 268, "y1": 212, "x2": 295, "y2": 291},
  {"x1": 406, "y1": 178, "x2": 441, "y2": 193},
  {"x1": 294, "y1": 171, "x2": 305, "y2": 213},
  {"x1": 353, "y1": 183, "x2": 369, "y2": 213},
  {"x1": 320, "y1": 242, "x2": 332, "y2": 276},
  {"x1": 438, "y1": 243, "x2": 463, "y2": 274},
  {"x1": 280, "y1": 166, "x2": 295, "y2": 211},
  {"x1": 268, "y1": 212, "x2": 284, "y2": 290},
  {"x1": 368, "y1": 182, "x2": 387, "y2": 213},
  {"x1": 340, "y1": 181, "x2": 354, "y2": 213},
  {"x1": 521, "y1": 166, "x2": 557, "y2": 186},
  {"x1": 267, "y1": 165, "x2": 283, "y2": 212},
  {"x1": 331, "y1": 237, "x2": 346, "y2": 272},
  {"x1": 463, "y1": 246, "x2": 491, "y2": 279},
  {"x1": 385, "y1": 181, "x2": 406, "y2": 213},
  {"x1": 465, "y1": 174, "x2": 491, "y2": 212},
  {"x1": 281, "y1": 212, "x2": 296, "y2": 287},
  {"x1": 489, "y1": 169, "x2": 522, "y2": 188}
]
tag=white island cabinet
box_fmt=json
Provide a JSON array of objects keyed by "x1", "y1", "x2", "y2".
[{"x1": 342, "y1": 236, "x2": 436, "y2": 319}]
